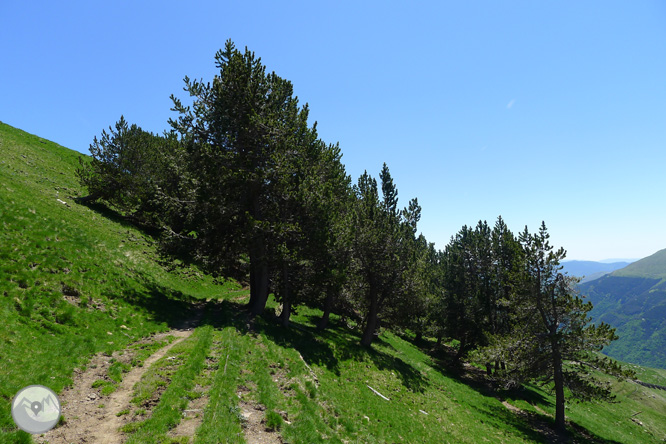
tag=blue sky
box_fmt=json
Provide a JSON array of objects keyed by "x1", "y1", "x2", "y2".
[{"x1": 2, "y1": 1, "x2": 665, "y2": 261}]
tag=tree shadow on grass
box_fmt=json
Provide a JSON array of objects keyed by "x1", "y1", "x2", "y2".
[
  {"x1": 79, "y1": 201, "x2": 223, "y2": 274},
  {"x1": 80, "y1": 201, "x2": 162, "y2": 239},
  {"x1": 471, "y1": 402, "x2": 624, "y2": 444},
  {"x1": 108, "y1": 278, "x2": 203, "y2": 330},
  {"x1": 109, "y1": 263, "x2": 621, "y2": 444},
  {"x1": 114, "y1": 290, "x2": 626, "y2": 443},
  {"x1": 470, "y1": 402, "x2": 555, "y2": 443},
  {"x1": 390, "y1": 332, "x2": 629, "y2": 443},
  {"x1": 567, "y1": 421, "x2": 627, "y2": 444},
  {"x1": 261, "y1": 315, "x2": 429, "y2": 393},
  {"x1": 193, "y1": 303, "x2": 429, "y2": 393}
]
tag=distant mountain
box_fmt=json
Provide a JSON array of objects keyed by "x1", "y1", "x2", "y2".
[
  {"x1": 561, "y1": 260, "x2": 630, "y2": 283},
  {"x1": 598, "y1": 258, "x2": 640, "y2": 264},
  {"x1": 579, "y1": 248, "x2": 666, "y2": 369}
]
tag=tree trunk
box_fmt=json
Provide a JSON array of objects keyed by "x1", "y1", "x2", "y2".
[
  {"x1": 280, "y1": 263, "x2": 291, "y2": 327},
  {"x1": 251, "y1": 260, "x2": 269, "y2": 316},
  {"x1": 317, "y1": 287, "x2": 335, "y2": 331},
  {"x1": 248, "y1": 259, "x2": 257, "y2": 310},
  {"x1": 456, "y1": 336, "x2": 467, "y2": 361},
  {"x1": 248, "y1": 237, "x2": 269, "y2": 316},
  {"x1": 360, "y1": 288, "x2": 379, "y2": 347},
  {"x1": 553, "y1": 346, "x2": 566, "y2": 432},
  {"x1": 247, "y1": 186, "x2": 269, "y2": 316},
  {"x1": 280, "y1": 298, "x2": 291, "y2": 327}
]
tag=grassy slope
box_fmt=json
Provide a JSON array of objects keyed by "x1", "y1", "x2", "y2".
[
  {"x1": 1, "y1": 121, "x2": 665, "y2": 443},
  {"x1": 0, "y1": 122, "x2": 238, "y2": 442},
  {"x1": 186, "y1": 299, "x2": 666, "y2": 444},
  {"x1": 612, "y1": 249, "x2": 666, "y2": 279}
]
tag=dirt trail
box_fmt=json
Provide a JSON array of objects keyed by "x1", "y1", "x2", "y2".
[
  {"x1": 240, "y1": 401, "x2": 282, "y2": 444},
  {"x1": 501, "y1": 400, "x2": 564, "y2": 442},
  {"x1": 237, "y1": 384, "x2": 283, "y2": 444},
  {"x1": 99, "y1": 330, "x2": 191, "y2": 444},
  {"x1": 37, "y1": 315, "x2": 201, "y2": 444}
]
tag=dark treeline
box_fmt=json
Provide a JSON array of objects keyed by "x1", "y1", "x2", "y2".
[{"x1": 77, "y1": 40, "x2": 631, "y2": 431}]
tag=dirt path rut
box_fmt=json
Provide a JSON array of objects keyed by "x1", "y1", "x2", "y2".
[{"x1": 37, "y1": 328, "x2": 194, "y2": 444}]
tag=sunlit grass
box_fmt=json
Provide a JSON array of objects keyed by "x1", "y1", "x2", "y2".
[
  {"x1": 0, "y1": 122, "x2": 239, "y2": 441},
  {"x1": 193, "y1": 327, "x2": 246, "y2": 444}
]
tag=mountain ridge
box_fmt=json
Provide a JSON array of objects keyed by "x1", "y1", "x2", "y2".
[
  {"x1": 610, "y1": 248, "x2": 666, "y2": 279},
  {"x1": 561, "y1": 260, "x2": 630, "y2": 283}
]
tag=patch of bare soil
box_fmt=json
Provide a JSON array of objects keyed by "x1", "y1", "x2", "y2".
[
  {"x1": 167, "y1": 393, "x2": 208, "y2": 440},
  {"x1": 501, "y1": 400, "x2": 522, "y2": 413},
  {"x1": 36, "y1": 326, "x2": 196, "y2": 444},
  {"x1": 268, "y1": 362, "x2": 299, "y2": 400},
  {"x1": 239, "y1": 400, "x2": 282, "y2": 444},
  {"x1": 235, "y1": 384, "x2": 283, "y2": 444}
]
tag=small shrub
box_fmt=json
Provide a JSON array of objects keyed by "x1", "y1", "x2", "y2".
[
  {"x1": 61, "y1": 283, "x2": 80, "y2": 297},
  {"x1": 55, "y1": 304, "x2": 76, "y2": 325},
  {"x1": 120, "y1": 421, "x2": 143, "y2": 433},
  {"x1": 265, "y1": 410, "x2": 283, "y2": 431},
  {"x1": 101, "y1": 384, "x2": 117, "y2": 396},
  {"x1": 305, "y1": 380, "x2": 317, "y2": 399}
]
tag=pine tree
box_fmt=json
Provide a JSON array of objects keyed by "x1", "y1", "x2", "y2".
[
  {"x1": 350, "y1": 165, "x2": 420, "y2": 347},
  {"x1": 478, "y1": 222, "x2": 631, "y2": 432},
  {"x1": 440, "y1": 223, "x2": 493, "y2": 359},
  {"x1": 76, "y1": 116, "x2": 184, "y2": 229},
  {"x1": 169, "y1": 40, "x2": 318, "y2": 315},
  {"x1": 272, "y1": 140, "x2": 352, "y2": 327}
]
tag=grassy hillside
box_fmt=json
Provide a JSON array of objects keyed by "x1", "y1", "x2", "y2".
[
  {"x1": 0, "y1": 121, "x2": 238, "y2": 442},
  {"x1": 2, "y1": 121, "x2": 666, "y2": 443},
  {"x1": 612, "y1": 249, "x2": 666, "y2": 279}
]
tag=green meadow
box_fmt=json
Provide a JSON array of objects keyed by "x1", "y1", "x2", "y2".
[{"x1": 1, "y1": 121, "x2": 665, "y2": 443}]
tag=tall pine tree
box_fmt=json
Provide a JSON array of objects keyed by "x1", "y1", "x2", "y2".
[
  {"x1": 477, "y1": 222, "x2": 631, "y2": 432},
  {"x1": 169, "y1": 40, "x2": 319, "y2": 315}
]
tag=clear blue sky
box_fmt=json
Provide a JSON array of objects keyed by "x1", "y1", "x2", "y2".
[{"x1": 2, "y1": 1, "x2": 665, "y2": 261}]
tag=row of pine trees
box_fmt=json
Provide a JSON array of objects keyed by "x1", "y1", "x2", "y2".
[{"x1": 77, "y1": 40, "x2": 629, "y2": 431}]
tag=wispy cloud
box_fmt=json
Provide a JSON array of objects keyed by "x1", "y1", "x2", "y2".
[{"x1": 506, "y1": 99, "x2": 516, "y2": 109}]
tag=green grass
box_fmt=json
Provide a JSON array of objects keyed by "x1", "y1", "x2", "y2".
[
  {"x1": 129, "y1": 335, "x2": 178, "y2": 368},
  {"x1": 2, "y1": 121, "x2": 666, "y2": 443},
  {"x1": 190, "y1": 298, "x2": 666, "y2": 443},
  {"x1": 259, "y1": 304, "x2": 539, "y2": 444},
  {"x1": 124, "y1": 326, "x2": 214, "y2": 443},
  {"x1": 0, "y1": 122, "x2": 239, "y2": 441},
  {"x1": 613, "y1": 248, "x2": 666, "y2": 279},
  {"x1": 193, "y1": 327, "x2": 246, "y2": 444}
]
